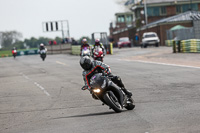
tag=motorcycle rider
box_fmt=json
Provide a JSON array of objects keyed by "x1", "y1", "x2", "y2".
[
  {"x1": 12, "y1": 47, "x2": 17, "y2": 52},
  {"x1": 92, "y1": 39, "x2": 105, "y2": 58},
  {"x1": 80, "y1": 38, "x2": 90, "y2": 56},
  {"x1": 80, "y1": 56, "x2": 132, "y2": 99},
  {"x1": 38, "y1": 43, "x2": 47, "y2": 53},
  {"x1": 12, "y1": 47, "x2": 17, "y2": 58}
]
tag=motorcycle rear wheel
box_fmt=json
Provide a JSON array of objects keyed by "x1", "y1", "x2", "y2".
[{"x1": 103, "y1": 92, "x2": 122, "y2": 113}]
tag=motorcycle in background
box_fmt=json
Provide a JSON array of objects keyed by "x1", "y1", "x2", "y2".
[
  {"x1": 81, "y1": 46, "x2": 91, "y2": 57},
  {"x1": 12, "y1": 49, "x2": 17, "y2": 59},
  {"x1": 40, "y1": 49, "x2": 47, "y2": 61},
  {"x1": 93, "y1": 47, "x2": 104, "y2": 62}
]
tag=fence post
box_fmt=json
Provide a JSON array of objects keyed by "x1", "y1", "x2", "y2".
[
  {"x1": 177, "y1": 40, "x2": 181, "y2": 53},
  {"x1": 173, "y1": 40, "x2": 176, "y2": 53}
]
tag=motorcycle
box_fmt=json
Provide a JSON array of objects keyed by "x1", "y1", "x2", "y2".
[
  {"x1": 93, "y1": 47, "x2": 104, "y2": 62},
  {"x1": 12, "y1": 50, "x2": 17, "y2": 59},
  {"x1": 81, "y1": 46, "x2": 91, "y2": 57},
  {"x1": 89, "y1": 73, "x2": 135, "y2": 113},
  {"x1": 40, "y1": 49, "x2": 46, "y2": 61}
]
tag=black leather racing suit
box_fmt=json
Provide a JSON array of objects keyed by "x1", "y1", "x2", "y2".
[{"x1": 82, "y1": 60, "x2": 131, "y2": 96}]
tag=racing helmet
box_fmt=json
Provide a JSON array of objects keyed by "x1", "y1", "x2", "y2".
[
  {"x1": 40, "y1": 43, "x2": 44, "y2": 46},
  {"x1": 80, "y1": 56, "x2": 92, "y2": 70},
  {"x1": 82, "y1": 38, "x2": 87, "y2": 44},
  {"x1": 95, "y1": 39, "x2": 100, "y2": 45}
]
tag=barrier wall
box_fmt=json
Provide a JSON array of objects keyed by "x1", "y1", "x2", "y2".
[
  {"x1": 165, "y1": 40, "x2": 174, "y2": 47},
  {"x1": 181, "y1": 39, "x2": 200, "y2": 53},
  {"x1": 0, "y1": 49, "x2": 38, "y2": 58},
  {"x1": 173, "y1": 39, "x2": 200, "y2": 53},
  {"x1": 71, "y1": 45, "x2": 81, "y2": 55},
  {"x1": 46, "y1": 43, "x2": 71, "y2": 54}
]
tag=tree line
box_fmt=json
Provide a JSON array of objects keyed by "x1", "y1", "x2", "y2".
[
  {"x1": 0, "y1": 31, "x2": 67, "y2": 50},
  {"x1": 0, "y1": 30, "x2": 92, "y2": 50}
]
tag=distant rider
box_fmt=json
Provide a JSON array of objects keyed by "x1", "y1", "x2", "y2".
[
  {"x1": 80, "y1": 56, "x2": 132, "y2": 99},
  {"x1": 80, "y1": 38, "x2": 90, "y2": 56},
  {"x1": 38, "y1": 43, "x2": 47, "y2": 53},
  {"x1": 92, "y1": 39, "x2": 105, "y2": 58},
  {"x1": 12, "y1": 47, "x2": 17, "y2": 57},
  {"x1": 12, "y1": 47, "x2": 17, "y2": 53}
]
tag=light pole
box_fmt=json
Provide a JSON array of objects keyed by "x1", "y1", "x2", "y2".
[
  {"x1": 144, "y1": 0, "x2": 148, "y2": 25},
  {"x1": 67, "y1": 20, "x2": 70, "y2": 38}
]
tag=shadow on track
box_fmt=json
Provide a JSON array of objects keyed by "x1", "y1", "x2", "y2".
[{"x1": 52, "y1": 111, "x2": 116, "y2": 120}]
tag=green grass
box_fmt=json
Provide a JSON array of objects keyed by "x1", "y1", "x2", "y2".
[
  {"x1": 0, "y1": 50, "x2": 12, "y2": 57},
  {"x1": 0, "y1": 48, "x2": 38, "y2": 58}
]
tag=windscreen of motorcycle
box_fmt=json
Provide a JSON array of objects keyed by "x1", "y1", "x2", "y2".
[
  {"x1": 40, "y1": 50, "x2": 46, "y2": 54},
  {"x1": 90, "y1": 73, "x2": 105, "y2": 89},
  {"x1": 82, "y1": 47, "x2": 90, "y2": 56},
  {"x1": 94, "y1": 47, "x2": 102, "y2": 53}
]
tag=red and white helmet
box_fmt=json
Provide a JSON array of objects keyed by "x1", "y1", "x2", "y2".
[
  {"x1": 82, "y1": 38, "x2": 87, "y2": 44},
  {"x1": 95, "y1": 39, "x2": 100, "y2": 43}
]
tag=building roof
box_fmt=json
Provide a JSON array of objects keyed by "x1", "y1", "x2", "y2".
[
  {"x1": 130, "y1": 0, "x2": 200, "y2": 10},
  {"x1": 139, "y1": 11, "x2": 200, "y2": 30},
  {"x1": 145, "y1": 0, "x2": 187, "y2": 4}
]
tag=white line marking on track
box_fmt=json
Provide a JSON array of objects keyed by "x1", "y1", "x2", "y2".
[
  {"x1": 34, "y1": 82, "x2": 50, "y2": 96},
  {"x1": 56, "y1": 61, "x2": 67, "y2": 66},
  {"x1": 20, "y1": 73, "x2": 50, "y2": 96},
  {"x1": 119, "y1": 59, "x2": 200, "y2": 69}
]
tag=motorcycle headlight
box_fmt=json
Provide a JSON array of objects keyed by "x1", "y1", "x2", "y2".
[{"x1": 93, "y1": 88, "x2": 101, "y2": 93}]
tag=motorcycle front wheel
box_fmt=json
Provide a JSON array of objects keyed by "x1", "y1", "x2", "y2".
[
  {"x1": 125, "y1": 98, "x2": 135, "y2": 110},
  {"x1": 103, "y1": 91, "x2": 122, "y2": 113}
]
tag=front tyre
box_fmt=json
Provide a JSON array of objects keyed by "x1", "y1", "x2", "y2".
[
  {"x1": 125, "y1": 98, "x2": 135, "y2": 110},
  {"x1": 103, "y1": 91, "x2": 122, "y2": 113}
]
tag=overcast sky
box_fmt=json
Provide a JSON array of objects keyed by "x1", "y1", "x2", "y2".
[{"x1": 0, "y1": 0, "x2": 124, "y2": 40}]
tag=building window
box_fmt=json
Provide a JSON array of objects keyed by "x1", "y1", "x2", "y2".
[
  {"x1": 117, "y1": 15, "x2": 125, "y2": 23},
  {"x1": 160, "y1": 7, "x2": 166, "y2": 15},
  {"x1": 176, "y1": 4, "x2": 198, "y2": 13},
  {"x1": 191, "y1": 4, "x2": 198, "y2": 11},
  {"x1": 126, "y1": 15, "x2": 133, "y2": 22},
  {"x1": 182, "y1": 4, "x2": 191, "y2": 12},
  {"x1": 176, "y1": 5, "x2": 182, "y2": 13},
  {"x1": 147, "y1": 7, "x2": 160, "y2": 16}
]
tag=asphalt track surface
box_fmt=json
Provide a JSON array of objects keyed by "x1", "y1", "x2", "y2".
[{"x1": 1, "y1": 47, "x2": 200, "y2": 133}]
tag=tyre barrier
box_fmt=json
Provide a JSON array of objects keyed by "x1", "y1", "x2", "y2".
[
  {"x1": 181, "y1": 39, "x2": 200, "y2": 53},
  {"x1": 71, "y1": 45, "x2": 81, "y2": 55},
  {"x1": 173, "y1": 39, "x2": 200, "y2": 53},
  {"x1": 165, "y1": 40, "x2": 174, "y2": 47}
]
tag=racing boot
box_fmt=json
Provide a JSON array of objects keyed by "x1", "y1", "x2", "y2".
[{"x1": 121, "y1": 87, "x2": 132, "y2": 98}]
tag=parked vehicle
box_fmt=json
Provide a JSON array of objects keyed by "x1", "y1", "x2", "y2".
[
  {"x1": 117, "y1": 37, "x2": 131, "y2": 48},
  {"x1": 142, "y1": 32, "x2": 160, "y2": 48},
  {"x1": 81, "y1": 46, "x2": 91, "y2": 57},
  {"x1": 90, "y1": 73, "x2": 135, "y2": 113},
  {"x1": 92, "y1": 47, "x2": 104, "y2": 62}
]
